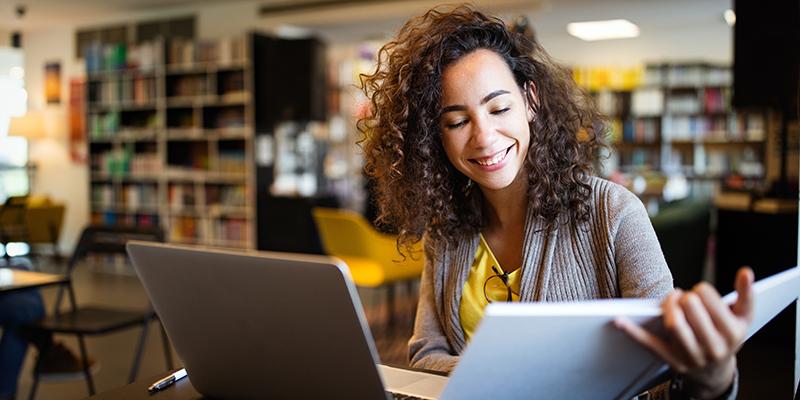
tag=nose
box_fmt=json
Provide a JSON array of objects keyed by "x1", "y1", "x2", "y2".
[{"x1": 468, "y1": 113, "x2": 498, "y2": 149}]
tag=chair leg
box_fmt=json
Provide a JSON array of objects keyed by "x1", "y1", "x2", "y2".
[
  {"x1": 406, "y1": 280, "x2": 415, "y2": 296},
  {"x1": 27, "y1": 378, "x2": 39, "y2": 400},
  {"x1": 129, "y1": 319, "x2": 151, "y2": 383},
  {"x1": 76, "y1": 335, "x2": 95, "y2": 395},
  {"x1": 159, "y1": 320, "x2": 174, "y2": 370},
  {"x1": 28, "y1": 351, "x2": 44, "y2": 400}
]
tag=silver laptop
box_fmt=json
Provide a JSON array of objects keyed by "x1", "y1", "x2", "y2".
[{"x1": 126, "y1": 241, "x2": 448, "y2": 399}]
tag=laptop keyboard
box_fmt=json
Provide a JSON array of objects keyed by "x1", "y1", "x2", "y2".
[{"x1": 388, "y1": 391, "x2": 428, "y2": 400}]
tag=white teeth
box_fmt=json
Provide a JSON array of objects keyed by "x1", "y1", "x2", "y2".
[{"x1": 474, "y1": 148, "x2": 508, "y2": 166}]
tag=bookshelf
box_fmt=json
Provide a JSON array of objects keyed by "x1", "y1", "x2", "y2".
[
  {"x1": 86, "y1": 35, "x2": 255, "y2": 249},
  {"x1": 581, "y1": 62, "x2": 767, "y2": 198},
  {"x1": 653, "y1": 63, "x2": 765, "y2": 182}
]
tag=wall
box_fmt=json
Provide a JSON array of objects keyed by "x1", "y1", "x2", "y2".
[
  {"x1": 22, "y1": 27, "x2": 85, "y2": 254},
  {"x1": 20, "y1": 0, "x2": 733, "y2": 252}
]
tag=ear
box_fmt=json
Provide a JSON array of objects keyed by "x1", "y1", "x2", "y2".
[{"x1": 524, "y1": 81, "x2": 539, "y2": 122}]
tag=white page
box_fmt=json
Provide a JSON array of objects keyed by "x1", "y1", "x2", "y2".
[{"x1": 441, "y1": 266, "x2": 800, "y2": 400}]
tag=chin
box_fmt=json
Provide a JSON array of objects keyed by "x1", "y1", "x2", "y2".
[{"x1": 474, "y1": 177, "x2": 517, "y2": 192}]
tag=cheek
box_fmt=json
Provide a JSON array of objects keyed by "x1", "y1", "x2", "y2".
[
  {"x1": 441, "y1": 136, "x2": 468, "y2": 169},
  {"x1": 518, "y1": 133, "x2": 531, "y2": 157},
  {"x1": 513, "y1": 123, "x2": 532, "y2": 161}
]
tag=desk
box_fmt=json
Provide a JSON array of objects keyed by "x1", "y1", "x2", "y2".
[
  {"x1": 87, "y1": 370, "x2": 202, "y2": 400},
  {"x1": 0, "y1": 268, "x2": 67, "y2": 294},
  {"x1": 87, "y1": 365, "x2": 449, "y2": 399}
]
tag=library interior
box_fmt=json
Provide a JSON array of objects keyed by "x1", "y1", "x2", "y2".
[{"x1": 0, "y1": 0, "x2": 798, "y2": 399}]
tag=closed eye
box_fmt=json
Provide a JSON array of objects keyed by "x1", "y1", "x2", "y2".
[
  {"x1": 491, "y1": 107, "x2": 510, "y2": 115},
  {"x1": 446, "y1": 120, "x2": 468, "y2": 129}
]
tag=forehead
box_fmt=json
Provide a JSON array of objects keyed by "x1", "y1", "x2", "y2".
[{"x1": 441, "y1": 49, "x2": 518, "y2": 103}]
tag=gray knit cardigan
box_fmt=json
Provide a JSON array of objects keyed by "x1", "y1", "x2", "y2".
[{"x1": 408, "y1": 177, "x2": 740, "y2": 398}]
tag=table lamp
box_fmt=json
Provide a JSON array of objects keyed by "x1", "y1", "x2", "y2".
[
  {"x1": 8, "y1": 111, "x2": 45, "y2": 139},
  {"x1": 7, "y1": 112, "x2": 44, "y2": 193}
]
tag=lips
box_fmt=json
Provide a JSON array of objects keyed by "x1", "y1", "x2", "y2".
[{"x1": 469, "y1": 144, "x2": 514, "y2": 166}]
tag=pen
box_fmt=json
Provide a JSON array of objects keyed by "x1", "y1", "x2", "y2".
[{"x1": 147, "y1": 368, "x2": 187, "y2": 393}]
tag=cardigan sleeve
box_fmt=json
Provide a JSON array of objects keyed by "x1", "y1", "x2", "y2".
[
  {"x1": 407, "y1": 251, "x2": 459, "y2": 373},
  {"x1": 608, "y1": 186, "x2": 674, "y2": 299}
]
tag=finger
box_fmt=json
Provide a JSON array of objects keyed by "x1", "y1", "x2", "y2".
[
  {"x1": 664, "y1": 291, "x2": 705, "y2": 368},
  {"x1": 681, "y1": 290, "x2": 728, "y2": 363},
  {"x1": 614, "y1": 317, "x2": 688, "y2": 373},
  {"x1": 695, "y1": 283, "x2": 744, "y2": 348},
  {"x1": 731, "y1": 266, "x2": 755, "y2": 322}
]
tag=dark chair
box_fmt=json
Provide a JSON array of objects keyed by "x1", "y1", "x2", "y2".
[
  {"x1": 650, "y1": 200, "x2": 711, "y2": 290},
  {"x1": 27, "y1": 225, "x2": 174, "y2": 399}
]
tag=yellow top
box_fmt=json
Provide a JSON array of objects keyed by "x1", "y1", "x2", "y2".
[{"x1": 459, "y1": 234, "x2": 521, "y2": 342}]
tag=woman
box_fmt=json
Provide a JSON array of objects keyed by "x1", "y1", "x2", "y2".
[{"x1": 359, "y1": 5, "x2": 753, "y2": 399}]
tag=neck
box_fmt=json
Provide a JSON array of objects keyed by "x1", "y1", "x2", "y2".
[{"x1": 480, "y1": 173, "x2": 529, "y2": 233}]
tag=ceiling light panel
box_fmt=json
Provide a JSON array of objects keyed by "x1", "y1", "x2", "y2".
[{"x1": 567, "y1": 19, "x2": 640, "y2": 41}]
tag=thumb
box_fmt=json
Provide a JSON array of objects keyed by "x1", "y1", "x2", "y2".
[{"x1": 731, "y1": 266, "x2": 755, "y2": 322}]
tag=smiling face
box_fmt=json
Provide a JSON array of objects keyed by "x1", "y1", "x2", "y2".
[{"x1": 439, "y1": 49, "x2": 533, "y2": 196}]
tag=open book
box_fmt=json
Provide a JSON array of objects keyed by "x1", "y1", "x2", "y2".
[{"x1": 441, "y1": 266, "x2": 800, "y2": 400}]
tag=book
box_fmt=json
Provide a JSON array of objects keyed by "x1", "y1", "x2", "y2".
[{"x1": 442, "y1": 266, "x2": 800, "y2": 400}]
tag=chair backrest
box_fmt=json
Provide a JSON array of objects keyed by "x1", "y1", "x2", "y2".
[
  {"x1": 26, "y1": 203, "x2": 65, "y2": 243},
  {"x1": 312, "y1": 207, "x2": 425, "y2": 263},
  {"x1": 651, "y1": 200, "x2": 711, "y2": 289},
  {"x1": 67, "y1": 224, "x2": 165, "y2": 275},
  {"x1": 312, "y1": 207, "x2": 388, "y2": 261},
  {"x1": 52, "y1": 224, "x2": 164, "y2": 313}
]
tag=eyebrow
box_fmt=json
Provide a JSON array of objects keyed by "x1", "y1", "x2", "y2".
[{"x1": 440, "y1": 89, "x2": 511, "y2": 115}]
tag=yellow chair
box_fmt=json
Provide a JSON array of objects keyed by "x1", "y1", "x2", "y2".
[
  {"x1": 312, "y1": 207, "x2": 424, "y2": 326},
  {"x1": 0, "y1": 195, "x2": 65, "y2": 259}
]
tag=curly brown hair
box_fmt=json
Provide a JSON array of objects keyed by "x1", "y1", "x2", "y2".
[{"x1": 359, "y1": 4, "x2": 607, "y2": 258}]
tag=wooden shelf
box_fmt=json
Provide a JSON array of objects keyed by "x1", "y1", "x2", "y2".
[
  {"x1": 166, "y1": 128, "x2": 206, "y2": 140},
  {"x1": 91, "y1": 172, "x2": 163, "y2": 182},
  {"x1": 614, "y1": 141, "x2": 660, "y2": 148},
  {"x1": 166, "y1": 206, "x2": 250, "y2": 217},
  {"x1": 166, "y1": 96, "x2": 215, "y2": 107},
  {"x1": 668, "y1": 139, "x2": 766, "y2": 147},
  {"x1": 166, "y1": 94, "x2": 249, "y2": 108},
  {"x1": 168, "y1": 208, "x2": 204, "y2": 217},
  {"x1": 88, "y1": 102, "x2": 158, "y2": 112},
  {"x1": 164, "y1": 169, "x2": 247, "y2": 183},
  {"x1": 664, "y1": 110, "x2": 731, "y2": 117},
  {"x1": 87, "y1": 68, "x2": 160, "y2": 81},
  {"x1": 92, "y1": 204, "x2": 160, "y2": 214},
  {"x1": 165, "y1": 60, "x2": 248, "y2": 74}
]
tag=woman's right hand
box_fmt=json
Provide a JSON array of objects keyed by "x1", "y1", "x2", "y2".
[{"x1": 616, "y1": 267, "x2": 754, "y2": 399}]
